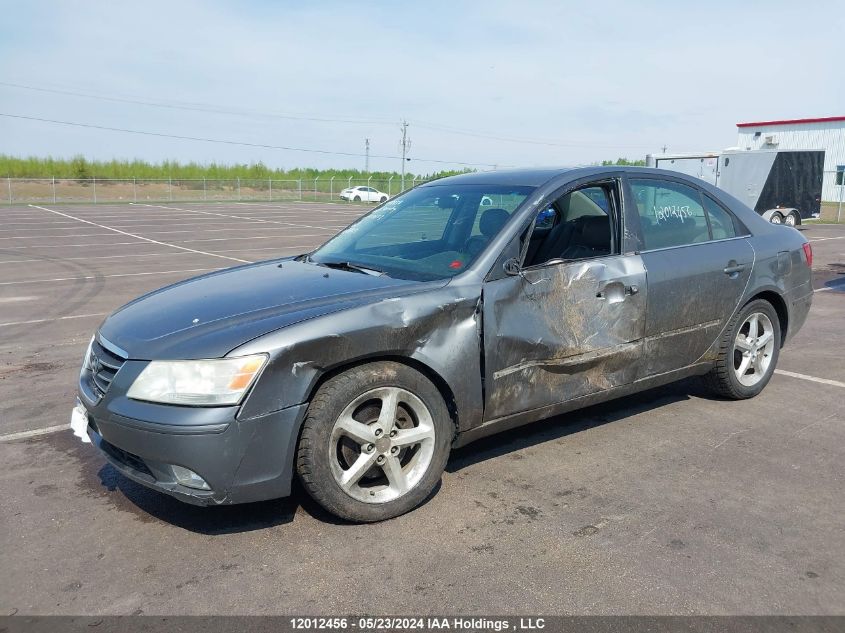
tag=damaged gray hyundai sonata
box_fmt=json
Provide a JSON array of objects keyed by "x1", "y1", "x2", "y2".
[{"x1": 73, "y1": 167, "x2": 813, "y2": 521}]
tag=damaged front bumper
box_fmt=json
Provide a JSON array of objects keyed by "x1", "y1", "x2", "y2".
[{"x1": 77, "y1": 369, "x2": 308, "y2": 506}]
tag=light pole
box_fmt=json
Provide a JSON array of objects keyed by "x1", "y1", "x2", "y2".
[{"x1": 399, "y1": 119, "x2": 410, "y2": 192}]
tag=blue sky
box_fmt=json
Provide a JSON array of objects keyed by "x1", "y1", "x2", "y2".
[{"x1": 0, "y1": 0, "x2": 842, "y2": 173}]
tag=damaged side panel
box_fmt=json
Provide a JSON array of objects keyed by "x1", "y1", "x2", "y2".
[
  {"x1": 481, "y1": 254, "x2": 647, "y2": 423},
  {"x1": 234, "y1": 283, "x2": 485, "y2": 433}
]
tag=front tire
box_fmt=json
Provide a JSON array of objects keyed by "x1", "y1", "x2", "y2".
[
  {"x1": 353, "y1": 195, "x2": 361, "y2": 202},
  {"x1": 296, "y1": 361, "x2": 452, "y2": 522},
  {"x1": 704, "y1": 299, "x2": 781, "y2": 399}
]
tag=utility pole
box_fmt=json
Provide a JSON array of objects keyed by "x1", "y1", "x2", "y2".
[
  {"x1": 661, "y1": 144, "x2": 668, "y2": 154},
  {"x1": 399, "y1": 120, "x2": 411, "y2": 191},
  {"x1": 365, "y1": 138, "x2": 370, "y2": 174}
]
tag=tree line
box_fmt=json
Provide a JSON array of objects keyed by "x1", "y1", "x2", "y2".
[{"x1": 0, "y1": 154, "x2": 645, "y2": 180}]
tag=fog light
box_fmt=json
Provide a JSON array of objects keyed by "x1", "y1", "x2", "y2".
[{"x1": 171, "y1": 465, "x2": 211, "y2": 490}]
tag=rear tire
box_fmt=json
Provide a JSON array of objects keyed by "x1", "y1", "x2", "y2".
[
  {"x1": 703, "y1": 299, "x2": 781, "y2": 399},
  {"x1": 380, "y1": 196, "x2": 387, "y2": 203},
  {"x1": 296, "y1": 361, "x2": 452, "y2": 522}
]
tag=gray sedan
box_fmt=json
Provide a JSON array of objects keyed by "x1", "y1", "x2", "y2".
[{"x1": 75, "y1": 167, "x2": 813, "y2": 522}]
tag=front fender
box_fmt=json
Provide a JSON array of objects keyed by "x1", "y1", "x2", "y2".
[{"x1": 233, "y1": 283, "x2": 485, "y2": 433}]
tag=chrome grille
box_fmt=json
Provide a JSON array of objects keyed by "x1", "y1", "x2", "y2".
[{"x1": 88, "y1": 339, "x2": 126, "y2": 397}]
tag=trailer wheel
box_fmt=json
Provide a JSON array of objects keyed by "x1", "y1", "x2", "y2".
[
  {"x1": 784, "y1": 212, "x2": 798, "y2": 227},
  {"x1": 769, "y1": 212, "x2": 783, "y2": 225}
]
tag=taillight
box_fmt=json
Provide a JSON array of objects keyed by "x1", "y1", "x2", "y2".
[{"x1": 802, "y1": 242, "x2": 813, "y2": 267}]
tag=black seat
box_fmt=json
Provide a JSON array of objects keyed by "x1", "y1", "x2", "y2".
[
  {"x1": 531, "y1": 220, "x2": 576, "y2": 265},
  {"x1": 465, "y1": 208, "x2": 510, "y2": 257},
  {"x1": 559, "y1": 216, "x2": 611, "y2": 260}
]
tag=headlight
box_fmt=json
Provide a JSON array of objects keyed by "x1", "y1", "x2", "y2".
[
  {"x1": 127, "y1": 355, "x2": 268, "y2": 406},
  {"x1": 80, "y1": 336, "x2": 95, "y2": 376}
]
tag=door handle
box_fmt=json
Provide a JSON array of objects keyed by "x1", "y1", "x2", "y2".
[
  {"x1": 723, "y1": 264, "x2": 745, "y2": 275},
  {"x1": 596, "y1": 284, "x2": 638, "y2": 300}
]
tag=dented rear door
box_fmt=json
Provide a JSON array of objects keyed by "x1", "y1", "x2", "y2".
[{"x1": 482, "y1": 255, "x2": 647, "y2": 422}]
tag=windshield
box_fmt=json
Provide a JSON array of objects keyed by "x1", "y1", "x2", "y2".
[{"x1": 310, "y1": 184, "x2": 534, "y2": 280}]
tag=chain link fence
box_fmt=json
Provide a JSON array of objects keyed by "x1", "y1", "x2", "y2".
[
  {"x1": 5, "y1": 173, "x2": 843, "y2": 221},
  {"x1": 2, "y1": 176, "x2": 434, "y2": 205}
]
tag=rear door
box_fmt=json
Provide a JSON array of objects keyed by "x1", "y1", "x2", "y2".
[{"x1": 628, "y1": 176, "x2": 754, "y2": 377}]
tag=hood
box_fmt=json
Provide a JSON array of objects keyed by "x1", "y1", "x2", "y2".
[{"x1": 99, "y1": 259, "x2": 441, "y2": 360}]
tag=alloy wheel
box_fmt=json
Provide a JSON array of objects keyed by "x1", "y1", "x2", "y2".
[
  {"x1": 733, "y1": 312, "x2": 775, "y2": 387},
  {"x1": 328, "y1": 387, "x2": 436, "y2": 504}
]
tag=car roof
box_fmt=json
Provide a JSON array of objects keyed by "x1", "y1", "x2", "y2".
[
  {"x1": 421, "y1": 168, "x2": 576, "y2": 187},
  {"x1": 419, "y1": 165, "x2": 726, "y2": 188}
]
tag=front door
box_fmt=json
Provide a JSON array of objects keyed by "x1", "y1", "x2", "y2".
[{"x1": 481, "y1": 180, "x2": 647, "y2": 422}]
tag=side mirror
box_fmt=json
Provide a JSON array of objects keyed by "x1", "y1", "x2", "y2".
[{"x1": 503, "y1": 258, "x2": 521, "y2": 276}]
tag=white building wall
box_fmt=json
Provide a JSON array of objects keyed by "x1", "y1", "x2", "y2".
[{"x1": 737, "y1": 120, "x2": 845, "y2": 201}]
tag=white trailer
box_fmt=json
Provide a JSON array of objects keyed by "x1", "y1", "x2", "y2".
[{"x1": 647, "y1": 148, "x2": 824, "y2": 226}]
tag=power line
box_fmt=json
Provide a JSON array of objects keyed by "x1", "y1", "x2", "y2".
[
  {"x1": 0, "y1": 112, "x2": 501, "y2": 168},
  {"x1": 414, "y1": 120, "x2": 657, "y2": 150},
  {"x1": 0, "y1": 81, "x2": 393, "y2": 127},
  {"x1": 1, "y1": 80, "x2": 660, "y2": 151}
]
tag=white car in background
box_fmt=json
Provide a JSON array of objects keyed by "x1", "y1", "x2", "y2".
[{"x1": 339, "y1": 186, "x2": 389, "y2": 203}]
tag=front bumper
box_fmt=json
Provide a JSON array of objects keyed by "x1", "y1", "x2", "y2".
[{"x1": 78, "y1": 364, "x2": 308, "y2": 506}]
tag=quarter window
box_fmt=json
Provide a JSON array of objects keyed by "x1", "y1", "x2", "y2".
[
  {"x1": 631, "y1": 179, "x2": 710, "y2": 249},
  {"x1": 702, "y1": 195, "x2": 737, "y2": 240}
]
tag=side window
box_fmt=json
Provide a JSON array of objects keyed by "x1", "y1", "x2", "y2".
[
  {"x1": 702, "y1": 195, "x2": 737, "y2": 240},
  {"x1": 524, "y1": 183, "x2": 616, "y2": 267},
  {"x1": 630, "y1": 179, "x2": 709, "y2": 250}
]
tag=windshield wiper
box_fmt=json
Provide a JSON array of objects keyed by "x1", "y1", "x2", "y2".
[{"x1": 316, "y1": 260, "x2": 388, "y2": 277}]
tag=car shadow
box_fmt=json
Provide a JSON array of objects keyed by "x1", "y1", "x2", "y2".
[
  {"x1": 96, "y1": 463, "x2": 298, "y2": 534},
  {"x1": 448, "y1": 377, "x2": 709, "y2": 472},
  {"x1": 94, "y1": 378, "x2": 710, "y2": 531},
  {"x1": 97, "y1": 462, "x2": 443, "y2": 532}
]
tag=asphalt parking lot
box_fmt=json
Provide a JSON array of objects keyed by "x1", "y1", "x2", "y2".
[{"x1": 1, "y1": 202, "x2": 843, "y2": 615}]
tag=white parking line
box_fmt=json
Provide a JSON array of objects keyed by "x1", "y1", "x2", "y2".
[
  {"x1": 0, "y1": 312, "x2": 107, "y2": 327},
  {"x1": 0, "y1": 296, "x2": 39, "y2": 303},
  {"x1": 0, "y1": 267, "x2": 222, "y2": 286},
  {"x1": 182, "y1": 234, "x2": 327, "y2": 243},
  {"x1": 28, "y1": 205, "x2": 251, "y2": 264},
  {"x1": 815, "y1": 279, "x2": 845, "y2": 293},
  {"x1": 133, "y1": 203, "x2": 349, "y2": 232},
  {"x1": 0, "y1": 424, "x2": 70, "y2": 443},
  {"x1": 0, "y1": 233, "x2": 116, "y2": 240},
  {"x1": 0, "y1": 251, "x2": 191, "y2": 264},
  {"x1": 810, "y1": 235, "x2": 845, "y2": 242},
  {"x1": 774, "y1": 369, "x2": 845, "y2": 389},
  {"x1": 2, "y1": 240, "x2": 149, "y2": 249}
]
